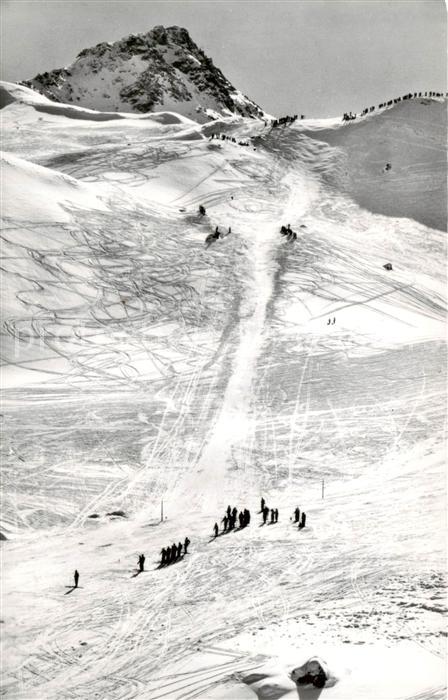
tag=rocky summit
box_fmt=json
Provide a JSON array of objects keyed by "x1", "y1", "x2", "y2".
[{"x1": 22, "y1": 25, "x2": 267, "y2": 121}]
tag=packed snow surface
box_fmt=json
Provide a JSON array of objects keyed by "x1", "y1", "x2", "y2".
[{"x1": 1, "y1": 82, "x2": 447, "y2": 699}]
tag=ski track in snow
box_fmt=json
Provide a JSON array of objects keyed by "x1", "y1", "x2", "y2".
[{"x1": 1, "y1": 95, "x2": 447, "y2": 699}]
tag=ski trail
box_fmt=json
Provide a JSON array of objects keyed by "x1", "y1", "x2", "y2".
[{"x1": 174, "y1": 168, "x2": 314, "y2": 513}]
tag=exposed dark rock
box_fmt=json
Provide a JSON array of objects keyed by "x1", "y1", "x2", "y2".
[{"x1": 22, "y1": 25, "x2": 266, "y2": 120}]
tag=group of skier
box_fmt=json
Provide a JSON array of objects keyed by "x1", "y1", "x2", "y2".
[
  {"x1": 259, "y1": 498, "x2": 279, "y2": 525},
  {"x1": 261, "y1": 504, "x2": 279, "y2": 524},
  {"x1": 69, "y1": 496, "x2": 309, "y2": 588},
  {"x1": 211, "y1": 497, "x2": 309, "y2": 533},
  {"x1": 160, "y1": 537, "x2": 190, "y2": 566},
  {"x1": 213, "y1": 505, "x2": 251, "y2": 536},
  {"x1": 205, "y1": 225, "x2": 231, "y2": 246},
  {"x1": 280, "y1": 224, "x2": 297, "y2": 242},
  {"x1": 294, "y1": 507, "x2": 307, "y2": 530},
  {"x1": 198, "y1": 205, "x2": 234, "y2": 247}
]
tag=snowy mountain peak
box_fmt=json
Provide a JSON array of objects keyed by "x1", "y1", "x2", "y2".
[{"x1": 22, "y1": 25, "x2": 267, "y2": 122}]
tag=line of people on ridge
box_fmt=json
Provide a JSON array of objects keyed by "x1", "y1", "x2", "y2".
[
  {"x1": 159, "y1": 537, "x2": 191, "y2": 566},
  {"x1": 271, "y1": 114, "x2": 303, "y2": 127},
  {"x1": 377, "y1": 91, "x2": 446, "y2": 109},
  {"x1": 344, "y1": 90, "x2": 447, "y2": 122},
  {"x1": 209, "y1": 133, "x2": 251, "y2": 147}
]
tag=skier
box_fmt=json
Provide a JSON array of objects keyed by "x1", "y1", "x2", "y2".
[
  {"x1": 177, "y1": 542, "x2": 183, "y2": 559},
  {"x1": 238, "y1": 511, "x2": 244, "y2": 528},
  {"x1": 244, "y1": 509, "x2": 251, "y2": 526},
  {"x1": 275, "y1": 509, "x2": 279, "y2": 523},
  {"x1": 213, "y1": 522, "x2": 219, "y2": 538},
  {"x1": 214, "y1": 226, "x2": 220, "y2": 239},
  {"x1": 260, "y1": 497, "x2": 265, "y2": 513},
  {"x1": 226, "y1": 505, "x2": 232, "y2": 518},
  {"x1": 199, "y1": 205, "x2": 206, "y2": 216},
  {"x1": 299, "y1": 512, "x2": 307, "y2": 529},
  {"x1": 294, "y1": 507, "x2": 300, "y2": 523},
  {"x1": 184, "y1": 536, "x2": 190, "y2": 554},
  {"x1": 74, "y1": 570, "x2": 79, "y2": 588},
  {"x1": 171, "y1": 543, "x2": 177, "y2": 562},
  {"x1": 161, "y1": 547, "x2": 167, "y2": 565},
  {"x1": 262, "y1": 506, "x2": 269, "y2": 524},
  {"x1": 139, "y1": 554, "x2": 145, "y2": 572},
  {"x1": 270, "y1": 509, "x2": 275, "y2": 524}
]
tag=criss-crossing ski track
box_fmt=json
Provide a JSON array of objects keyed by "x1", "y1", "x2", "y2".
[{"x1": 2, "y1": 110, "x2": 447, "y2": 698}]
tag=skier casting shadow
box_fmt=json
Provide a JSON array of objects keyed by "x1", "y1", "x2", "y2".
[
  {"x1": 65, "y1": 570, "x2": 81, "y2": 594},
  {"x1": 260, "y1": 505, "x2": 270, "y2": 525},
  {"x1": 132, "y1": 553, "x2": 146, "y2": 577}
]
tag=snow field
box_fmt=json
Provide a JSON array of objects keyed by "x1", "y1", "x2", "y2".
[{"x1": 1, "y1": 84, "x2": 446, "y2": 699}]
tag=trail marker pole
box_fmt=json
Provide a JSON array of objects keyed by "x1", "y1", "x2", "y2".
[
  {"x1": 161, "y1": 499, "x2": 164, "y2": 522},
  {"x1": 322, "y1": 479, "x2": 325, "y2": 500}
]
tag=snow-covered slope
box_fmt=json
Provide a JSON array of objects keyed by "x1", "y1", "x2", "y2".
[
  {"x1": 22, "y1": 25, "x2": 268, "y2": 122},
  {"x1": 1, "y1": 151, "x2": 108, "y2": 222},
  {"x1": 298, "y1": 98, "x2": 447, "y2": 231},
  {"x1": 1, "y1": 84, "x2": 446, "y2": 700}
]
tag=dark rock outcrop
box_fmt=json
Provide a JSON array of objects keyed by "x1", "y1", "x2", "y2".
[{"x1": 22, "y1": 26, "x2": 266, "y2": 121}]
